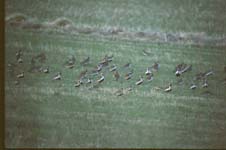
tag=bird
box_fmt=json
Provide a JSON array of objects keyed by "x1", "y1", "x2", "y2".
[
  {"x1": 16, "y1": 50, "x2": 22, "y2": 60},
  {"x1": 74, "y1": 80, "x2": 81, "y2": 87},
  {"x1": 115, "y1": 88, "x2": 123, "y2": 96},
  {"x1": 90, "y1": 65, "x2": 102, "y2": 75},
  {"x1": 97, "y1": 73, "x2": 105, "y2": 83},
  {"x1": 17, "y1": 57, "x2": 23, "y2": 63},
  {"x1": 175, "y1": 70, "x2": 182, "y2": 76},
  {"x1": 153, "y1": 86, "x2": 162, "y2": 91},
  {"x1": 28, "y1": 66, "x2": 42, "y2": 73},
  {"x1": 180, "y1": 64, "x2": 192, "y2": 74},
  {"x1": 202, "y1": 78, "x2": 208, "y2": 88},
  {"x1": 53, "y1": 72, "x2": 61, "y2": 80},
  {"x1": 194, "y1": 72, "x2": 206, "y2": 80},
  {"x1": 125, "y1": 70, "x2": 133, "y2": 80},
  {"x1": 142, "y1": 49, "x2": 151, "y2": 56},
  {"x1": 125, "y1": 73, "x2": 132, "y2": 80},
  {"x1": 190, "y1": 82, "x2": 197, "y2": 90},
  {"x1": 14, "y1": 80, "x2": 19, "y2": 85},
  {"x1": 126, "y1": 86, "x2": 132, "y2": 92},
  {"x1": 113, "y1": 70, "x2": 120, "y2": 81},
  {"x1": 105, "y1": 54, "x2": 113, "y2": 62},
  {"x1": 136, "y1": 76, "x2": 144, "y2": 85},
  {"x1": 175, "y1": 63, "x2": 185, "y2": 76},
  {"x1": 42, "y1": 66, "x2": 49, "y2": 73},
  {"x1": 95, "y1": 64, "x2": 103, "y2": 72},
  {"x1": 146, "y1": 74, "x2": 153, "y2": 81},
  {"x1": 109, "y1": 64, "x2": 117, "y2": 72},
  {"x1": 67, "y1": 55, "x2": 76, "y2": 65},
  {"x1": 204, "y1": 70, "x2": 214, "y2": 77},
  {"x1": 16, "y1": 72, "x2": 24, "y2": 78},
  {"x1": 145, "y1": 67, "x2": 152, "y2": 75},
  {"x1": 79, "y1": 69, "x2": 88, "y2": 79},
  {"x1": 195, "y1": 70, "x2": 213, "y2": 80},
  {"x1": 90, "y1": 70, "x2": 99, "y2": 76},
  {"x1": 16, "y1": 50, "x2": 22, "y2": 57},
  {"x1": 164, "y1": 83, "x2": 172, "y2": 92},
  {"x1": 175, "y1": 64, "x2": 192, "y2": 76},
  {"x1": 87, "y1": 78, "x2": 92, "y2": 84},
  {"x1": 152, "y1": 62, "x2": 160, "y2": 71},
  {"x1": 99, "y1": 56, "x2": 109, "y2": 67},
  {"x1": 80, "y1": 56, "x2": 90, "y2": 65},
  {"x1": 64, "y1": 55, "x2": 75, "y2": 68},
  {"x1": 65, "y1": 64, "x2": 74, "y2": 69}
]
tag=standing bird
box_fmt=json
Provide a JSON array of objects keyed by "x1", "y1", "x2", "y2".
[
  {"x1": 146, "y1": 74, "x2": 153, "y2": 81},
  {"x1": 180, "y1": 64, "x2": 192, "y2": 74},
  {"x1": 16, "y1": 50, "x2": 22, "y2": 58},
  {"x1": 68, "y1": 55, "x2": 76, "y2": 65},
  {"x1": 99, "y1": 56, "x2": 109, "y2": 67},
  {"x1": 204, "y1": 70, "x2": 214, "y2": 77},
  {"x1": 202, "y1": 78, "x2": 208, "y2": 88},
  {"x1": 87, "y1": 78, "x2": 92, "y2": 84},
  {"x1": 74, "y1": 80, "x2": 82, "y2": 87},
  {"x1": 175, "y1": 64, "x2": 192, "y2": 76},
  {"x1": 109, "y1": 64, "x2": 117, "y2": 72},
  {"x1": 79, "y1": 69, "x2": 88, "y2": 80},
  {"x1": 175, "y1": 63, "x2": 185, "y2": 76},
  {"x1": 16, "y1": 72, "x2": 24, "y2": 78},
  {"x1": 16, "y1": 50, "x2": 22, "y2": 62},
  {"x1": 113, "y1": 70, "x2": 120, "y2": 81},
  {"x1": 97, "y1": 73, "x2": 105, "y2": 83},
  {"x1": 65, "y1": 64, "x2": 74, "y2": 69},
  {"x1": 16, "y1": 50, "x2": 23, "y2": 63},
  {"x1": 105, "y1": 54, "x2": 114, "y2": 62},
  {"x1": 164, "y1": 83, "x2": 172, "y2": 92},
  {"x1": 136, "y1": 76, "x2": 144, "y2": 85},
  {"x1": 190, "y1": 82, "x2": 197, "y2": 90},
  {"x1": 65, "y1": 55, "x2": 75, "y2": 68},
  {"x1": 125, "y1": 69, "x2": 133, "y2": 80},
  {"x1": 95, "y1": 64, "x2": 103, "y2": 72},
  {"x1": 142, "y1": 49, "x2": 151, "y2": 56},
  {"x1": 175, "y1": 70, "x2": 181, "y2": 76},
  {"x1": 53, "y1": 72, "x2": 61, "y2": 80},
  {"x1": 42, "y1": 66, "x2": 49, "y2": 73},
  {"x1": 126, "y1": 86, "x2": 133, "y2": 92},
  {"x1": 152, "y1": 62, "x2": 160, "y2": 71},
  {"x1": 145, "y1": 67, "x2": 152, "y2": 75},
  {"x1": 17, "y1": 57, "x2": 23, "y2": 63}
]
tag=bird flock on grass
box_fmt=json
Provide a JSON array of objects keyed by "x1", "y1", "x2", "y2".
[{"x1": 7, "y1": 49, "x2": 226, "y2": 97}]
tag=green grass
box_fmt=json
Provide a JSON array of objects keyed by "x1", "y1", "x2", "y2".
[
  {"x1": 5, "y1": 0, "x2": 226, "y2": 148},
  {"x1": 5, "y1": 0, "x2": 226, "y2": 35}
]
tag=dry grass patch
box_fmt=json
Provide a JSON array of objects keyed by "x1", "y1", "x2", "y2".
[
  {"x1": 6, "y1": 13, "x2": 28, "y2": 27},
  {"x1": 45, "y1": 17, "x2": 74, "y2": 28}
]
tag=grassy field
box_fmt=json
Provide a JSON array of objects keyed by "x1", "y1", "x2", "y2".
[{"x1": 5, "y1": 0, "x2": 226, "y2": 148}]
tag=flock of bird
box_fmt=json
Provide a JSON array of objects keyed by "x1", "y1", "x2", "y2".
[{"x1": 7, "y1": 49, "x2": 226, "y2": 96}]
